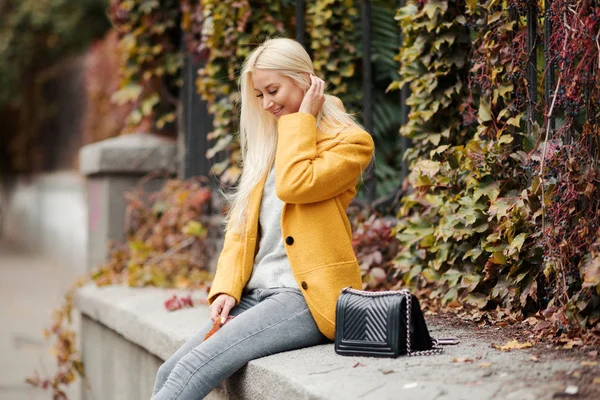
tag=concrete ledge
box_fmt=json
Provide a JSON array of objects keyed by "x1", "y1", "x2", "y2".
[
  {"x1": 79, "y1": 133, "x2": 177, "y2": 176},
  {"x1": 75, "y1": 285, "x2": 582, "y2": 400}
]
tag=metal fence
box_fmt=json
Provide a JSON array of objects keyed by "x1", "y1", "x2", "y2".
[
  {"x1": 180, "y1": 0, "x2": 409, "y2": 205},
  {"x1": 180, "y1": 1, "x2": 580, "y2": 202}
]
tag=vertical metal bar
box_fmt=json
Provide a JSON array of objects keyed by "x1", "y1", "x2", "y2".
[
  {"x1": 399, "y1": 0, "x2": 410, "y2": 182},
  {"x1": 296, "y1": 0, "x2": 306, "y2": 47},
  {"x1": 526, "y1": 2, "x2": 538, "y2": 137},
  {"x1": 182, "y1": 54, "x2": 193, "y2": 179},
  {"x1": 361, "y1": 0, "x2": 375, "y2": 203},
  {"x1": 544, "y1": 0, "x2": 555, "y2": 131},
  {"x1": 182, "y1": 53, "x2": 214, "y2": 184}
]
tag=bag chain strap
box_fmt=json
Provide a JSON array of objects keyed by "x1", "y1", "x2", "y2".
[{"x1": 401, "y1": 289, "x2": 445, "y2": 356}]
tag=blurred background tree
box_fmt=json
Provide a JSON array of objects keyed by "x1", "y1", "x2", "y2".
[{"x1": 0, "y1": 0, "x2": 110, "y2": 174}]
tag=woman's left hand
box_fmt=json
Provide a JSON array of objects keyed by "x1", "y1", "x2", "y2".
[{"x1": 299, "y1": 74, "x2": 325, "y2": 118}]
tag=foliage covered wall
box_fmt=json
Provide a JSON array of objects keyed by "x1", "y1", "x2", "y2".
[
  {"x1": 391, "y1": 0, "x2": 600, "y2": 335},
  {"x1": 109, "y1": 0, "x2": 403, "y2": 193}
]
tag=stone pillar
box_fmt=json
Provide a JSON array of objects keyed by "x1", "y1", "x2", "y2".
[{"x1": 79, "y1": 133, "x2": 177, "y2": 270}]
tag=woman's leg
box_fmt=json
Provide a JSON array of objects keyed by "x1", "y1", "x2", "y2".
[
  {"x1": 152, "y1": 292, "x2": 259, "y2": 396},
  {"x1": 152, "y1": 287, "x2": 327, "y2": 400}
]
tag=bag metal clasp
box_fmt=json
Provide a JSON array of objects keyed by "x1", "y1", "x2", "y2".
[{"x1": 435, "y1": 337, "x2": 460, "y2": 346}]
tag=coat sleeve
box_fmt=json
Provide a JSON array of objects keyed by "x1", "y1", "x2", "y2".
[
  {"x1": 275, "y1": 112, "x2": 375, "y2": 204},
  {"x1": 207, "y1": 220, "x2": 244, "y2": 306}
]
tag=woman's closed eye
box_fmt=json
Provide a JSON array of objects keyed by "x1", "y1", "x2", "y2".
[{"x1": 256, "y1": 90, "x2": 278, "y2": 98}]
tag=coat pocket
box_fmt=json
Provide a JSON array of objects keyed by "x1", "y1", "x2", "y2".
[{"x1": 297, "y1": 260, "x2": 362, "y2": 325}]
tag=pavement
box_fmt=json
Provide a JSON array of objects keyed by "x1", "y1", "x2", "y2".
[{"x1": 0, "y1": 237, "x2": 82, "y2": 400}]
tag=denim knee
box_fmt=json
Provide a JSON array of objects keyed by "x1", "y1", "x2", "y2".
[{"x1": 155, "y1": 357, "x2": 176, "y2": 389}]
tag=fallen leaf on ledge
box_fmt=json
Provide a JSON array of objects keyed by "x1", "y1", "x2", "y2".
[
  {"x1": 563, "y1": 340, "x2": 583, "y2": 349},
  {"x1": 452, "y1": 357, "x2": 474, "y2": 363},
  {"x1": 492, "y1": 339, "x2": 532, "y2": 351},
  {"x1": 580, "y1": 361, "x2": 599, "y2": 367}
]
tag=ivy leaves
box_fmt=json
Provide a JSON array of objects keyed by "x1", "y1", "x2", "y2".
[
  {"x1": 391, "y1": 0, "x2": 600, "y2": 336},
  {"x1": 391, "y1": 0, "x2": 541, "y2": 318},
  {"x1": 109, "y1": 0, "x2": 182, "y2": 133}
]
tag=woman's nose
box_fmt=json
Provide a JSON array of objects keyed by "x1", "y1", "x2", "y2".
[{"x1": 262, "y1": 97, "x2": 272, "y2": 110}]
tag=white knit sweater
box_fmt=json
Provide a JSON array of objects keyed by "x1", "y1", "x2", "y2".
[{"x1": 245, "y1": 165, "x2": 299, "y2": 291}]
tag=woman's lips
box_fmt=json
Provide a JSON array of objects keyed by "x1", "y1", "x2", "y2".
[{"x1": 273, "y1": 106, "x2": 283, "y2": 116}]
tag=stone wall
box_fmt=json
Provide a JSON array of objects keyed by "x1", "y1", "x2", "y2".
[{"x1": 2, "y1": 171, "x2": 87, "y2": 270}]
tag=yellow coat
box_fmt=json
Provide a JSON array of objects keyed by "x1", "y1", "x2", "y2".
[{"x1": 207, "y1": 112, "x2": 375, "y2": 340}]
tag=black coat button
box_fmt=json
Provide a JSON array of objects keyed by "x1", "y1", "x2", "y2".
[
  {"x1": 301, "y1": 281, "x2": 308, "y2": 290},
  {"x1": 285, "y1": 236, "x2": 294, "y2": 245}
]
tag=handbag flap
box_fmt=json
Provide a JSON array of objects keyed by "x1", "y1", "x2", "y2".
[{"x1": 335, "y1": 290, "x2": 404, "y2": 357}]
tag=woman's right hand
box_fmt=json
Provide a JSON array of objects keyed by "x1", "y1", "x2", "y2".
[
  {"x1": 209, "y1": 294, "x2": 236, "y2": 324},
  {"x1": 299, "y1": 74, "x2": 326, "y2": 118}
]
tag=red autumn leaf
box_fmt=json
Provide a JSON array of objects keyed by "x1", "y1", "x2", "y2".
[
  {"x1": 203, "y1": 319, "x2": 221, "y2": 341},
  {"x1": 164, "y1": 295, "x2": 195, "y2": 311},
  {"x1": 203, "y1": 316, "x2": 235, "y2": 342}
]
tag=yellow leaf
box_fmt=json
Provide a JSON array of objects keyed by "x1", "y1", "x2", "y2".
[
  {"x1": 492, "y1": 339, "x2": 533, "y2": 351},
  {"x1": 466, "y1": 0, "x2": 477, "y2": 13},
  {"x1": 509, "y1": 233, "x2": 527, "y2": 253},
  {"x1": 177, "y1": 191, "x2": 190, "y2": 204},
  {"x1": 182, "y1": 220, "x2": 206, "y2": 238},
  {"x1": 490, "y1": 250, "x2": 506, "y2": 265},
  {"x1": 507, "y1": 113, "x2": 523, "y2": 127},
  {"x1": 581, "y1": 361, "x2": 599, "y2": 367},
  {"x1": 452, "y1": 357, "x2": 474, "y2": 363},
  {"x1": 415, "y1": 160, "x2": 441, "y2": 177},
  {"x1": 497, "y1": 135, "x2": 514, "y2": 145},
  {"x1": 479, "y1": 98, "x2": 492, "y2": 122}
]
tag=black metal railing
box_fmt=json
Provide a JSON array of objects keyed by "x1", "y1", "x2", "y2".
[
  {"x1": 180, "y1": 0, "x2": 387, "y2": 202},
  {"x1": 181, "y1": 1, "x2": 558, "y2": 204}
]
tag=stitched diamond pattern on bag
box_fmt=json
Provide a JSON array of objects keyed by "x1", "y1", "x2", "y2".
[
  {"x1": 342, "y1": 295, "x2": 370, "y2": 340},
  {"x1": 343, "y1": 295, "x2": 388, "y2": 343},
  {"x1": 365, "y1": 297, "x2": 388, "y2": 342}
]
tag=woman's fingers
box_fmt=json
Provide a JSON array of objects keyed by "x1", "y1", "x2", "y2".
[
  {"x1": 300, "y1": 74, "x2": 326, "y2": 117},
  {"x1": 209, "y1": 298, "x2": 222, "y2": 322},
  {"x1": 219, "y1": 297, "x2": 235, "y2": 323},
  {"x1": 307, "y1": 75, "x2": 316, "y2": 94}
]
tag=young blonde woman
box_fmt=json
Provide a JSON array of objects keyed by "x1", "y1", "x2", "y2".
[{"x1": 152, "y1": 37, "x2": 374, "y2": 400}]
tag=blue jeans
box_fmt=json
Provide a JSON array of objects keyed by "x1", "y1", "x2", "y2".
[{"x1": 152, "y1": 287, "x2": 328, "y2": 399}]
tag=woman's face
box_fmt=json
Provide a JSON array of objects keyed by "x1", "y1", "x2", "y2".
[{"x1": 251, "y1": 69, "x2": 305, "y2": 119}]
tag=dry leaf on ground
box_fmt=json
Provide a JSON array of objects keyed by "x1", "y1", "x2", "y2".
[
  {"x1": 492, "y1": 339, "x2": 533, "y2": 351},
  {"x1": 452, "y1": 357, "x2": 475, "y2": 363}
]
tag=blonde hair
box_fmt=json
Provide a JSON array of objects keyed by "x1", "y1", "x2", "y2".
[{"x1": 224, "y1": 37, "x2": 363, "y2": 234}]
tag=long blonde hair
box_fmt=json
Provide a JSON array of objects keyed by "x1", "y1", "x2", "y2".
[{"x1": 224, "y1": 37, "x2": 363, "y2": 234}]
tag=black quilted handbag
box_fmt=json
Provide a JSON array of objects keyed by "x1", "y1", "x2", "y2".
[{"x1": 335, "y1": 287, "x2": 453, "y2": 357}]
